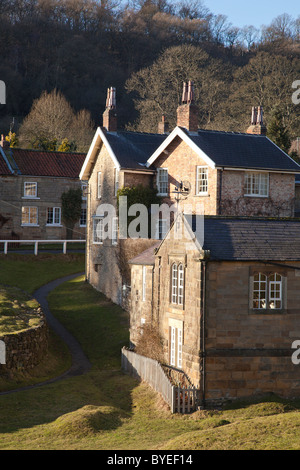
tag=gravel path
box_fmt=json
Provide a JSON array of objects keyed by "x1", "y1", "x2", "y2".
[{"x1": 0, "y1": 272, "x2": 91, "y2": 395}]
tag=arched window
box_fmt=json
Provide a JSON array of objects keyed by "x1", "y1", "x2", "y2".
[
  {"x1": 171, "y1": 263, "x2": 178, "y2": 304},
  {"x1": 178, "y1": 264, "x2": 184, "y2": 305},
  {"x1": 171, "y1": 263, "x2": 185, "y2": 306}
]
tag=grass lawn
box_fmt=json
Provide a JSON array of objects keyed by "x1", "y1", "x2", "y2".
[
  {"x1": 0, "y1": 255, "x2": 300, "y2": 450},
  {"x1": 0, "y1": 253, "x2": 85, "y2": 293}
]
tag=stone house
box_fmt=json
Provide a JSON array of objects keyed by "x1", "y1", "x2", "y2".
[
  {"x1": 0, "y1": 140, "x2": 87, "y2": 241},
  {"x1": 129, "y1": 214, "x2": 300, "y2": 405},
  {"x1": 81, "y1": 84, "x2": 300, "y2": 306}
]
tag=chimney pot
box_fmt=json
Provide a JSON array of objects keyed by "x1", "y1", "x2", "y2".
[
  {"x1": 0, "y1": 134, "x2": 9, "y2": 149},
  {"x1": 158, "y1": 115, "x2": 169, "y2": 134},
  {"x1": 177, "y1": 81, "x2": 198, "y2": 132},
  {"x1": 247, "y1": 105, "x2": 266, "y2": 135},
  {"x1": 103, "y1": 86, "x2": 117, "y2": 132}
]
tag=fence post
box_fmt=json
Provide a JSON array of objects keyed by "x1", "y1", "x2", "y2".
[
  {"x1": 63, "y1": 241, "x2": 67, "y2": 254},
  {"x1": 34, "y1": 241, "x2": 38, "y2": 255},
  {"x1": 171, "y1": 386, "x2": 175, "y2": 413},
  {"x1": 4, "y1": 241, "x2": 7, "y2": 254}
]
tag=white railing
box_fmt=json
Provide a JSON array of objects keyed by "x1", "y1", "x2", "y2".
[
  {"x1": 0, "y1": 239, "x2": 86, "y2": 255},
  {"x1": 121, "y1": 347, "x2": 200, "y2": 413}
]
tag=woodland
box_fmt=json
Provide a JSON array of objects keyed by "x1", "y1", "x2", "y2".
[{"x1": 0, "y1": 0, "x2": 299, "y2": 152}]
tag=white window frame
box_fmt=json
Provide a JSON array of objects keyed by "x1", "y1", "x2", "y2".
[
  {"x1": 114, "y1": 168, "x2": 119, "y2": 196},
  {"x1": 171, "y1": 262, "x2": 184, "y2": 306},
  {"x1": 244, "y1": 172, "x2": 269, "y2": 197},
  {"x1": 112, "y1": 216, "x2": 118, "y2": 245},
  {"x1": 21, "y1": 206, "x2": 38, "y2": 226},
  {"x1": 46, "y1": 207, "x2": 61, "y2": 226},
  {"x1": 157, "y1": 168, "x2": 168, "y2": 196},
  {"x1": 80, "y1": 207, "x2": 87, "y2": 227},
  {"x1": 169, "y1": 325, "x2": 183, "y2": 369},
  {"x1": 178, "y1": 264, "x2": 184, "y2": 305},
  {"x1": 269, "y1": 274, "x2": 282, "y2": 310},
  {"x1": 253, "y1": 273, "x2": 267, "y2": 309},
  {"x1": 252, "y1": 272, "x2": 283, "y2": 310},
  {"x1": 97, "y1": 172, "x2": 101, "y2": 199},
  {"x1": 93, "y1": 217, "x2": 104, "y2": 244},
  {"x1": 196, "y1": 166, "x2": 208, "y2": 195},
  {"x1": 171, "y1": 263, "x2": 178, "y2": 304},
  {"x1": 177, "y1": 328, "x2": 183, "y2": 369},
  {"x1": 23, "y1": 182, "x2": 38, "y2": 198},
  {"x1": 170, "y1": 326, "x2": 176, "y2": 367},
  {"x1": 142, "y1": 266, "x2": 147, "y2": 302}
]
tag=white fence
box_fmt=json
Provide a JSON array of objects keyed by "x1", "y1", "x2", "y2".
[
  {"x1": 121, "y1": 347, "x2": 200, "y2": 413},
  {"x1": 0, "y1": 239, "x2": 85, "y2": 255}
]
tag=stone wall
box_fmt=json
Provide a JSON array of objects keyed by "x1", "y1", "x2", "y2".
[
  {"x1": 0, "y1": 314, "x2": 48, "y2": 372},
  {"x1": 204, "y1": 260, "x2": 300, "y2": 404}
]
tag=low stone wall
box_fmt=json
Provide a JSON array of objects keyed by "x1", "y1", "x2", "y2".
[{"x1": 0, "y1": 314, "x2": 49, "y2": 372}]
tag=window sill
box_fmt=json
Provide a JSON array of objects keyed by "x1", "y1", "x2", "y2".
[
  {"x1": 170, "y1": 303, "x2": 184, "y2": 310},
  {"x1": 244, "y1": 194, "x2": 269, "y2": 198},
  {"x1": 249, "y1": 309, "x2": 285, "y2": 315},
  {"x1": 21, "y1": 224, "x2": 39, "y2": 227},
  {"x1": 195, "y1": 193, "x2": 209, "y2": 197},
  {"x1": 46, "y1": 224, "x2": 63, "y2": 227},
  {"x1": 79, "y1": 224, "x2": 87, "y2": 228},
  {"x1": 22, "y1": 197, "x2": 40, "y2": 200}
]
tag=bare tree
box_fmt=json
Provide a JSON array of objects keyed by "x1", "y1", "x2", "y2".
[
  {"x1": 18, "y1": 89, "x2": 94, "y2": 151},
  {"x1": 241, "y1": 25, "x2": 259, "y2": 50}
]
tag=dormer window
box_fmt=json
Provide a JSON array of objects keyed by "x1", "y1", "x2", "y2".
[{"x1": 244, "y1": 172, "x2": 269, "y2": 197}]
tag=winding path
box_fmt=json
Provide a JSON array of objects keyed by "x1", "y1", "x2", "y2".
[{"x1": 0, "y1": 272, "x2": 91, "y2": 396}]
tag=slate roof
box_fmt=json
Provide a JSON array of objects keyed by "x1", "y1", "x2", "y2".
[
  {"x1": 188, "y1": 216, "x2": 300, "y2": 261},
  {"x1": 105, "y1": 131, "x2": 167, "y2": 170},
  {"x1": 187, "y1": 129, "x2": 300, "y2": 172},
  {"x1": 3, "y1": 148, "x2": 86, "y2": 178},
  {"x1": 128, "y1": 242, "x2": 160, "y2": 265}
]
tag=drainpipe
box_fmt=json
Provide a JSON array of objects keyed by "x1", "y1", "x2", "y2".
[
  {"x1": 151, "y1": 265, "x2": 155, "y2": 324},
  {"x1": 218, "y1": 168, "x2": 224, "y2": 215},
  {"x1": 157, "y1": 256, "x2": 162, "y2": 323},
  {"x1": 200, "y1": 259, "x2": 207, "y2": 408}
]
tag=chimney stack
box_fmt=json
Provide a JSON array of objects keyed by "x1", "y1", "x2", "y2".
[
  {"x1": 158, "y1": 115, "x2": 169, "y2": 134},
  {"x1": 102, "y1": 87, "x2": 117, "y2": 132},
  {"x1": 247, "y1": 106, "x2": 266, "y2": 135},
  {"x1": 177, "y1": 81, "x2": 198, "y2": 132}
]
